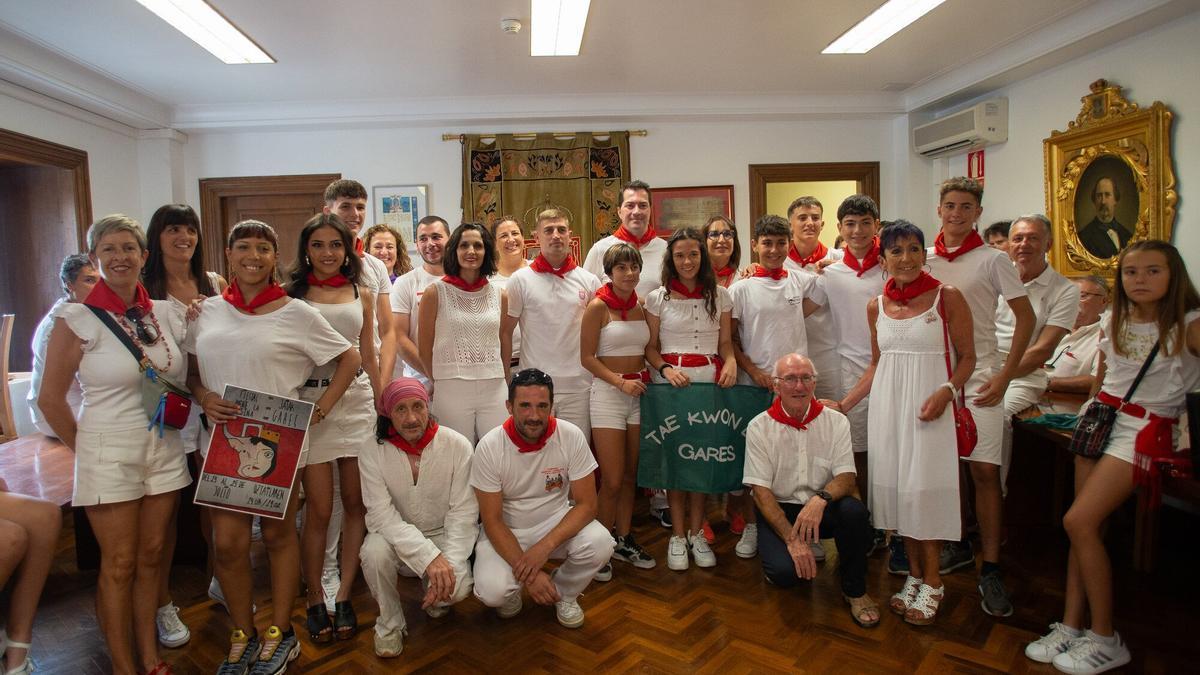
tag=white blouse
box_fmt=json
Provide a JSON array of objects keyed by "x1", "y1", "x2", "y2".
[{"x1": 644, "y1": 286, "x2": 732, "y2": 355}]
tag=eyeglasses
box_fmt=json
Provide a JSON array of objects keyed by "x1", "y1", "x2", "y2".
[
  {"x1": 124, "y1": 307, "x2": 161, "y2": 345},
  {"x1": 773, "y1": 374, "x2": 817, "y2": 387},
  {"x1": 707, "y1": 231, "x2": 735, "y2": 240},
  {"x1": 1079, "y1": 291, "x2": 1107, "y2": 300}
]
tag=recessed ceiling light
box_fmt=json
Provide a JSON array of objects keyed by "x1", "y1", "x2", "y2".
[
  {"x1": 531, "y1": 0, "x2": 591, "y2": 56},
  {"x1": 822, "y1": 0, "x2": 947, "y2": 54},
  {"x1": 134, "y1": 0, "x2": 274, "y2": 64}
]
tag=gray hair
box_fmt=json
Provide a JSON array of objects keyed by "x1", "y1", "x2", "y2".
[
  {"x1": 59, "y1": 253, "x2": 92, "y2": 295},
  {"x1": 1012, "y1": 213, "x2": 1053, "y2": 241},
  {"x1": 86, "y1": 214, "x2": 146, "y2": 253},
  {"x1": 1077, "y1": 274, "x2": 1110, "y2": 299}
]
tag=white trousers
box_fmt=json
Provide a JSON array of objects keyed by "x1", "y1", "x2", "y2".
[
  {"x1": 473, "y1": 512, "x2": 613, "y2": 605},
  {"x1": 432, "y1": 377, "x2": 509, "y2": 446},
  {"x1": 360, "y1": 532, "x2": 473, "y2": 636},
  {"x1": 839, "y1": 357, "x2": 870, "y2": 454},
  {"x1": 1000, "y1": 369, "x2": 1048, "y2": 493},
  {"x1": 552, "y1": 390, "x2": 591, "y2": 441}
]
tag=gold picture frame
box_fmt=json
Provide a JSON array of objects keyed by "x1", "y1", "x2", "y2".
[{"x1": 1043, "y1": 79, "x2": 1175, "y2": 276}]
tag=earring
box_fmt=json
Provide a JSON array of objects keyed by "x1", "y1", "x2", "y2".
[{"x1": 923, "y1": 263, "x2": 932, "y2": 273}]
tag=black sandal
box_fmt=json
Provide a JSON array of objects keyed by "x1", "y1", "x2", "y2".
[
  {"x1": 306, "y1": 604, "x2": 333, "y2": 644},
  {"x1": 333, "y1": 600, "x2": 357, "y2": 641}
]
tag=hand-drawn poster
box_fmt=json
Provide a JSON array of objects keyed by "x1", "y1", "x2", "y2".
[{"x1": 195, "y1": 386, "x2": 312, "y2": 519}]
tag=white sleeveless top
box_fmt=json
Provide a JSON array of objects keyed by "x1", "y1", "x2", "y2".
[
  {"x1": 645, "y1": 286, "x2": 732, "y2": 355},
  {"x1": 597, "y1": 319, "x2": 650, "y2": 357},
  {"x1": 431, "y1": 279, "x2": 504, "y2": 381},
  {"x1": 1100, "y1": 309, "x2": 1200, "y2": 417},
  {"x1": 305, "y1": 297, "x2": 364, "y2": 379}
]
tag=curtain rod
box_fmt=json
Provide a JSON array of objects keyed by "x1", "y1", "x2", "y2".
[{"x1": 442, "y1": 130, "x2": 647, "y2": 141}]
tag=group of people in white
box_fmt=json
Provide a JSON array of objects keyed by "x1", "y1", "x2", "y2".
[{"x1": 3, "y1": 176, "x2": 1196, "y2": 675}]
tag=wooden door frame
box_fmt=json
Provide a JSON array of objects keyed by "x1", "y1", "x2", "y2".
[
  {"x1": 0, "y1": 128, "x2": 92, "y2": 248},
  {"x1": 198, "y1": 173, "x2": 341, "y2": 276},
  {"x1": 748, "y1": 162, "x2": 880, "y2": 224}
]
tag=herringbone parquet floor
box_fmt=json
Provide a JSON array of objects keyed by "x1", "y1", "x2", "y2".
[{"x1": 16, "y1": 497, "x2": 1199, "y2": 674}]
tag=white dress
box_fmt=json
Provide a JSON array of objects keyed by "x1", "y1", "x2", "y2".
[
  {"x1": 299, "y1": 297, "x2": 376, "y2": 464},
  {"x1": 866, "y1": 290, "x2": 961, "y2": 541}
]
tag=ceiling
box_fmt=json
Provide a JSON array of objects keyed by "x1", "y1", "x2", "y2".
[{"x1": 0, "y1": 0, "x2": 1191, "y2": 130}]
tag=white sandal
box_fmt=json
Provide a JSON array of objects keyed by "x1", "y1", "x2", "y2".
[
  {"x1": 0, "y1": 630, "x2": 35, "y2": 675},
  {"x1": 904, "y1": 583, "x2": 945, "y2": 626},
  {"x1": 890, "y1": 575, "x2": 922, "y2": 615}
]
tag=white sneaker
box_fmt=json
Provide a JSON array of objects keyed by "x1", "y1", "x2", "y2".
[
  {"x1": 593, "y1": 562, "x2": 613, "y2": 582},
  {"x1": 207, "y1": 577, "x2": 256, "y2": 615},
  {"x1": 155, "y1": 601, "x2": 191, "y2": 648},
  {"x1": 1027, "y1": 622, "x2": 1084, "y2": 663},
  {"x1": 1051, "y1": 630, "x2": 1131, "y2": 674},
  {"x1": 666, "y1": 535, "x2": 689, "y2": 571},
  {"x1": 374, "y1": 628, "x2": 404, "y2": 658},
  {"x1": 425, "y1": 605, "x2": 449, "y2": 619},
  {"x1": 810, "y1": 541, "x2": 827, "y2": 562},
  {"x1": 735, "y1": 524, "x2": 759, "y2": 559},
  {"x1": 555, "y1": 598, "x2": 585, "y2": 628},
  {"x1": 497, "y1": 591, "x2": 523, "y2": 619},
  {"x1": 688, "y1": 531, "x2": 716, "y2": 568},
  {"x1": 321, "y1": 570, "x2": 340, "y2": 614}
]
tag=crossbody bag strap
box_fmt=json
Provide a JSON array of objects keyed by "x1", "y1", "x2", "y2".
[
  {"x1": 1121, "y1": 341, "x2": 1160, "y2": 402},
  {"x1": 85, "y1": 304, "x2": 148, "y2": 370}
]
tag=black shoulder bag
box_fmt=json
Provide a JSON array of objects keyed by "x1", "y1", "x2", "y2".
[{"x1": 1068, "y1": 342, "x2": 1159, "y2": 458}]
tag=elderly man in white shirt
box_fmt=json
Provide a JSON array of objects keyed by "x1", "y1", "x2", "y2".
[
  {"x1": 1041, "y1": 276, "x2": 1109, "y2": 413},
  {"x1": 359, "y1": 378, "x2": 478, "y2": 659},
  {"x1": 743, "y1": 353, "x2": 879, "y2": 628}
]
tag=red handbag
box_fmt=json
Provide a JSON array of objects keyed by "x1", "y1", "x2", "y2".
[{"x1": 939, "y1": 297, "x2": 977, "y2": 457}]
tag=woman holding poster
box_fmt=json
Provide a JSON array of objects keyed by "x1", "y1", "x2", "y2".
[
  {"x1": 286, "y1": 213, "x2": 379, "y2": 645},
  {"x1": 185, "y1": 220, "x2": 361, "y2": 674},
  {"x1": 39, "y1": 215, "x2": 191, "y2": 675}
]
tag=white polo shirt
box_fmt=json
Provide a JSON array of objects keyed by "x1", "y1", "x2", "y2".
[
  {"x1": 926, "y1": 243, "x2": 1027, "y2": 366},
  {"x1": 995, "y1": 262, "x2": 1079, "y2": 355},
  {"x1": 470, "y1": 419, "x2": 597, "y2": 530},
  {"x1": 505, "y1": 264, "x2": 601, "y2": 393},
  {"x1": 742, "y1": 403, "x2": 856, "y2": 505},
  {"x1": 389, "y1": 266, "x2": 440, "y2": 380},
  {"x1": 584, "y1": 235, "x2": 667, "y2": 299},
  {"x1": 820, "y1": 262, "x2": 886, "y2": 369},
  {"x1": 1046, "y1": 321, "x2": 1102, "y2": 379},
  {"x1": 730, "y1": 272, "x2": 825, "y2": 386}
]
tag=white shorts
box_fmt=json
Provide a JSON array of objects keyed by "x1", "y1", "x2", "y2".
[
  {"x1": 589, "y1": 378, "x2": 641, "y2": 430},
  {"x1": 839, "y1": 357, "x2": 869, "y2": 454},
  {"x1": 553, "y1": 390, "x2": 591, "y2": 441},
  {"x1": 72, "y1": 428, "x2": 191, "y2": 506},
  {"x1": 963, "y1": 362, "x2": 1004, "y2": 466},
  {"x1": 1101, "y1": 409, "x2": 1181, "y2": 466}
]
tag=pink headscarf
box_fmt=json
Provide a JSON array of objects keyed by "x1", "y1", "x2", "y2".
[{"x1": 377, "y1": 377, "x2": 429, "y2": 416}]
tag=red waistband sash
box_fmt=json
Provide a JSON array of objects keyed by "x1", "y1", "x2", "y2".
[
  {"x1": 621, "y1": 370, "x2": 651, "y2": 383},
  {"x1": 1096, "y1": 390, "x2": 1184, "y2": 510},
  {"x1": 662, "y1": 353, "x2": 723, "y2": 382}
]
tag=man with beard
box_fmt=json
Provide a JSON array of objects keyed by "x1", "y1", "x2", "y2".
[
  {"x1": 471, "y1": 369, "x2": 613, "y2": 628},
  {"x1": 583, "y1": 179, "x2": 665, "y2": 298},
  {"x1": 384, "y1": 215, "x2": 451, "y2": 384},
  {"x1": 1077, "y1": 177, "x2": 1132, "y2": 259}
]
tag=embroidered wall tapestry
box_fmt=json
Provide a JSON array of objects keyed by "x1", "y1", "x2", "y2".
[{"x1": 460, "y1": 132, "x2": 631, "y2": 252}]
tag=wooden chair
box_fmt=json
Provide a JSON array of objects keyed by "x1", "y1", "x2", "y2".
[{"x1": 1, "y1": 314, "x2": 16, "y2": 441}]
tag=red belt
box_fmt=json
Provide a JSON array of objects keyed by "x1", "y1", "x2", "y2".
[
  {"x1": 662, "y1": 353, "x2": 723, "y2": 382},
  {"x1": 621, "y1": 370, "x2": 651, "y2": 383},
  {"x1": 1096, "y1": 390, "x2": 1181, "y2": 509}
]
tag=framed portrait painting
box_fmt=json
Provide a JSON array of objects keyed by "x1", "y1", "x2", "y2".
[
  {"x1": 372, "y1": 184, "x2": 429, "y2": 249},
  {"x1": 650, "y1": 185, "x2": 734, "y2": 237},
  {"x1": 1043, "y1": 79, "x2": 1175, "y2": 275}
]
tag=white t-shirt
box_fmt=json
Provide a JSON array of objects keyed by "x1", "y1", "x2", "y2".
[
  {"x1": 1099, "y1": 310, "x2": 1200, "y2": 417},
  {"x1": 821, "y1": 262, "x2": 886, "y2": 369},
  {"x1": 584, "y1": 235, "x2": 666, "y2": 299},
  {"x1": 359, "y1": 425, "x2": 479, "y2": 573},
  {"x1": 730, "y1": 272, "x2": 825, "y2": 385},
  {"x1": 389, "y1": 266, "x2": 440, "y2": 380},
  {"x1": 470, "y1": 418, "x2": 597, "y2": 530},
  {"x1": 29, "y1": 299, "x2": 82, "y2": 429},
  {"x1": 185, "y1": 298, "x2": 350, "y2": 404},
  {"x1": 358, "y1": 252, "x2": 391, "y2": 354},
  {"x1": 57, "y1": 300, "x2": 188, "y2": 432},
  {"x1": 784, "y1": 248, "x2": 842, "y2": 372},
  {"x1": 490, "y1": 269, "x2": 523, "y2": 359},
  {"x1": 995, "y1": 263, "x2": 1079, "y2": 354},
  {"x1": 926, "y1": 242, "x2": 1027, "y2": 365},
  {"x1": 1046, "y1": 321, "x2": 1102, "y2": 379},
  {"x1": 644, "y1": 286, "x2": 732, "y2": 355},
  {"x1": 742, "y1": 404, "x2": 856, "y2": 504},
  {"x1": 505, "y1": 265, "x2": 601, "y2": 393}
]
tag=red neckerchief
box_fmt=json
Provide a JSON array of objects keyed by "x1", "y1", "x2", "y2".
[
  {"x1": 503, "y1": 416, "x2": 558, "y2": 453},
  {"x1": 668, "y1": 279, "x2": 704, "y2": 299},
  {"x1": 530, "y1": 254, "x2": 577, "y2": 278},
  {"x1": 442, "y1": 274, "x2": 489, "y2": 292},
  {"x1": 788, "y1": 240, "x2": 827, "y2": 268},
  {"x1": 307, "y1": 272, "x2": 350, "y2": 288},
  {"x1": 222, "y1": 279, "x2": 287, "y2": 314},
  {"x1": 613, "y1": 225, "x2": 657, "y2": 248},
  {"x1": 751, "y1": 266, "x2": 788, "y2": 281},
  {"x1": 933, "y1": 230, "x2": 984, "y2": 262},
  {"x1": 842, "y1": 239, "x2": 880, "y2": 277},
  {"x1": 595, "y1": 283, "x2": 637, "y2": 319},
  {"x1": 766, "y1": 397, "x2": 823, "y2": 430},
  {"x1": 84, "y1": 279, "x2": 153, "y2": 316},
  {"x1": 385, "y1": 421, "x2": 439, "y2": 457},
  {"x1": 714, "y1": 265, "x2": 735, "y2": 280},
  {"x1": 354, "y1": 238, "x2": 365, "y2": 257},
  {"x1": 883, "y1": 272, "x2": 941, "y2": 305}
]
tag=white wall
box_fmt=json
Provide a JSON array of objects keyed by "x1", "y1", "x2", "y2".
[{"x1": 936, "y1": 11, "x2": 1200, "y2": 277}]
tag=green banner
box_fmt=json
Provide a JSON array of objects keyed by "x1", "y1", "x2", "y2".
[{"x1": 638, "y1": 384, "x2": 773, "y2": 493}]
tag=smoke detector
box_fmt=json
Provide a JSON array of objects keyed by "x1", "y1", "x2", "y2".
[{"x1": 501, "y1": 18, "x2": 522, "y2": 34}]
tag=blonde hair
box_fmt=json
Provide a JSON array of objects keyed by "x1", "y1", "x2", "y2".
[{"x1": 87, "y1": 214, "x2": 146, "y2": 253}]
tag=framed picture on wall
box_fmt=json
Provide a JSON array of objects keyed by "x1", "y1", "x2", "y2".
[
  {"x1": 651, "y1": 185, "x2": 734, "y2": 236},
  {"x1": 372, "y1": 184, "x2": 429, "y2": 248}
]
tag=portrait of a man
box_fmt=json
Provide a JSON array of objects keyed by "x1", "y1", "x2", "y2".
[{"x1": 1073, "y1": 156, "x2": 1138, "y2": 259}]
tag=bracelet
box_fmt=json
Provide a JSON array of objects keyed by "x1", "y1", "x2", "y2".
[
  {"x1": 657, "y1": 363, "x2": 674, "y2": 377},
  {"x1": 312, "y1": 403, "x2": 326, "y2": 422},
  {"x1": 201, "y1": 391, "x2": 217, "y2": 406},
  {"x1": 940, "y1": 381, "x2": 958, "y2": 397}
]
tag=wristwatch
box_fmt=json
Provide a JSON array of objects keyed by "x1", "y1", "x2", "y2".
[{"x1": 813, "y1": 489, "x2": 833, "y2": 503}]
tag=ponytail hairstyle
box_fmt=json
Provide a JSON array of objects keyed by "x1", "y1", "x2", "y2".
[{"x1": 661, "y1": 228, "x2": 719, "y2": 321}]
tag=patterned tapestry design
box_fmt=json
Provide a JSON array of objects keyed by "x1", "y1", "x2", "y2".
[{"x1": 461, "y1": 132, "x2": 631, "y2": 252}]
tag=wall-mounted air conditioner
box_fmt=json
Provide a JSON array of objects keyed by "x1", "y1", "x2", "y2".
[{"x1": 913, "y1": 98, "x2": 1008, "y2": 158}]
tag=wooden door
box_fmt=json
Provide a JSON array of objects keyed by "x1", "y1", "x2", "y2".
[{"x1": 199, "y1": 174, "x2": 340, "y2": 279}]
